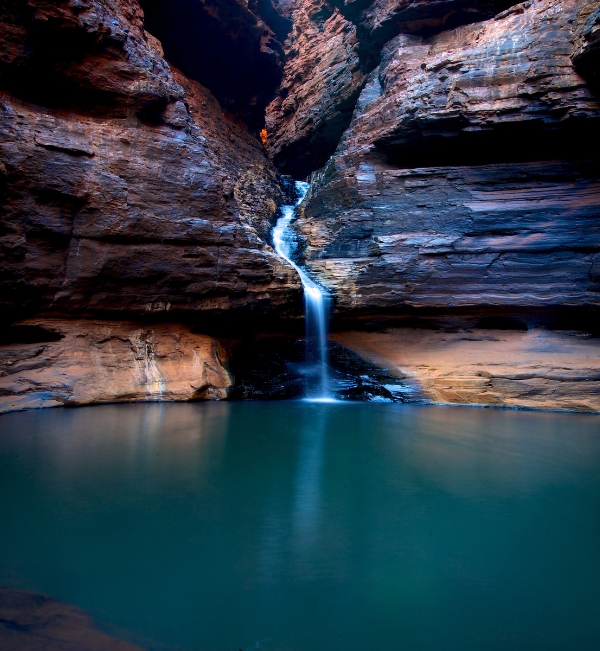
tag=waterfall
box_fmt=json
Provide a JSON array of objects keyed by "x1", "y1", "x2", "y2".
[{"x1": 272, "y1": 182, "x2": 333, "y2": 401}]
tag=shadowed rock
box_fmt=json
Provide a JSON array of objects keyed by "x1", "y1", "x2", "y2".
[
  {"x1": 0, "y1": 0, "x2": 302, "y2": 322},
  {"x1": 265, "y1": 0, "x2": 523, "y2": 178},
  {"x1": 294, "y1": 0, "x2": 600, "y2": 313}
]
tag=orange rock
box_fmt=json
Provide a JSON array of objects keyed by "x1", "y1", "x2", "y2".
[
  {"x1": 0, "y1": 320, "x2": 232, "y2": 414},
  {"x1": 334, "y1": 328, "x2": 600, "y2": 412}
]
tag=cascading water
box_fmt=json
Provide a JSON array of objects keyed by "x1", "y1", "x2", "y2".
[{"x1": 272, "y1": 181, "x2": 333, "y2": 401}]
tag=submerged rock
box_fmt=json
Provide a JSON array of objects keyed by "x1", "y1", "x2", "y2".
[{"x1": 0, "y1": 587, "x2": 146, "y2": 651}]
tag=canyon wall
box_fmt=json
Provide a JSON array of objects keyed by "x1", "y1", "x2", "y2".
[
  {"x1": 1, "y1": 0, "x2": 599, "y2": 412},
  {"x1": 265, "y1": 0, "x2": 600, "y2": 411},
  {"x1": 0, "y1": 0, "x2": 299, "y2": 323},
  {"x1": 278, "y1": 0, "x2": 600, "y2": 316},
  {"x1": 0, "y1": 320, "x2": 231, "y2": 413}
]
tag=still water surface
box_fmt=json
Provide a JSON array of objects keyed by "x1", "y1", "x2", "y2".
[{"x1": 1, "y1": 402, "x2": 599, "y2": 651}]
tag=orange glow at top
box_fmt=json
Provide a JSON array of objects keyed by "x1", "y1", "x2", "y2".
[{"x1": 259, "y1": 128, "x2": 268, "y2": 145}]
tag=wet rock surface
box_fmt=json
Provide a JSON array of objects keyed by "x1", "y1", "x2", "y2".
[
  {"x1": 335, "y1": 327, "x2": 600, "y2": 412},
  {"x1": 0, "y1": 320, "x2": 231, "y2": 414},
  {"x1": 572, "y1": 4, "x2": 600, "y2": 86},
  {"x1": 226, "y1": 334, "x2": 419, "y2": 401}
]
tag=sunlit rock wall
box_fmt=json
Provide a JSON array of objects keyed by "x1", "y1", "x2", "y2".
[{"x1": 0, "y1": 320, "x2": 231, "y2": 413}]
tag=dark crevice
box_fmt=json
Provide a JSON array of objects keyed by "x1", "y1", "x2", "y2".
[
  {"x1": 139, "y1": 0, "x2": 286, "y2": 132},
  {"x1": 475, "y1": 316, "x2": 528, "y2": 331},
  {"x1": 373, "y1": 118, "x2": 600, "y2": 168},
  {"x1": 252, "y1": 0, "x2": 293, "y2": 41},
  {"x1": 273, "y1": 0, "x2": 526, "y2": 178},
  {"x1": 330, "y1": 306, "x2": 600, "y2": 336},
  {"x1": 572, "y1": 6, "x2": 600, "y2": 90},
  {"x1": 272, "y1": 85, "x2": 366, "y2": 177},
  {"x1": 0, "y1": 325, "x2": 64, "y2": 344}
]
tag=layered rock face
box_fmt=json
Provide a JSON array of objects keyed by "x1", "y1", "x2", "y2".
[
  {"x1": 335, "y1": 328, "x2": 600, "y2": 412},
  {"x1": 0, "y1": 320, "x2": 231, "y2": 413},
  {"x1": 289, "y1": 0, "x2": 600, "y2": 314},
  {"x1": 0, "y1": 0, "x2": 299, "y2": 322},
  {"x1": 265, "y1": 0, "x2": 368, "y2": 177},
  {"x1": 572, "y1": 5, "x2": 600, "y2": 85},
  {"x1": 265, "y1": 0, "x2": 521, "y2": 177},
  {"x1": 139, "y1": 0, "x2": 290, "y2": 130},
  {"x1": 1, "y1": 0, "x2": 599, "y2": 414}
]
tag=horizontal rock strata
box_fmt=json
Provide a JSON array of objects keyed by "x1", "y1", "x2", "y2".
[
  {"x1": 299, "y1": 160, "x2": 600, "y2": 309},
  {"x1": 294, "y1": 0, "x2": 600, "y2": 312},
  {"x1": 0, "y1": 320, "x2": 231, "y2": 414},
  {"x1": 335, "y1": 328, "x2": 600, "y2": 412},
  {"x1": 265, "y1": 0, "x2": 522, "y2": 177},
  {"x1": 139, "y1": 0, "x2": 288, "y2": 130},
  {"x1": 0, "y1": 0, "x2": 300, "y2": 322},
  {"x1": 265, "y1": 0, "x2": 368, "y2": 177}
]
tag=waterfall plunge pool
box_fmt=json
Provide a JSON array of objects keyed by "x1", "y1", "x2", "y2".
[{"x1": 1, "y1": 401, "x2": 599, "y2": 650}]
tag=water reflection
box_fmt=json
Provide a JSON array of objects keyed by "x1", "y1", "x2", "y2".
[
  {"x1": 0, "y1": 403, "x2": 599, "y2": 651},
  {"x1": 292, "y1": 406, "x2": 326, "y2": 559}
]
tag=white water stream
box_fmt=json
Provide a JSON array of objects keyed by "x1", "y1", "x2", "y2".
[{"x1": 272, "y1": 182, "x2": 333, "y2": 401}]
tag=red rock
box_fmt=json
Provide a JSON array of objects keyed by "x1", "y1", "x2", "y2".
[
  {"x1": 294, "y1": 0, "x2": 600, "y2": 313},
  {"x1": 265, "y1": 0, "x2": 523, "y2": 178},
  {"x1": 0, "y1": 0, "x2": 301, "y2": 321},
  {"x1": 265, "y1": 0, "x2": 368, "y2": 177},
  {"x1": 334, "y1": 327, "x2": 600, "y2": 412}
]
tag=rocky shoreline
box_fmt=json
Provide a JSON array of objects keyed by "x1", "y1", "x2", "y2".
[{"x1": 1, "y1": 315, "x2": 598, "y2": 414}]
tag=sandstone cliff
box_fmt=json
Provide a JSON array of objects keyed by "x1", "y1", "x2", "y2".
[
  {"x1": 0, "y1": 320, "x2": 231, "y2": 413},
  {"x1": 265, "y1": 0, "x2": 522, "y2": 177},
  {"x1": 1, "y1": 0, "x2": 599, "y2": 413},
  {"x1": 0, "y1": 0, "x2": 300, "y2": 323},
  {"x1": 289, "y1": 0, "x2": 600, "y2": 314},
  {"x1": 264, "y1": 0, "x2": 600, "y2": 412}
]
